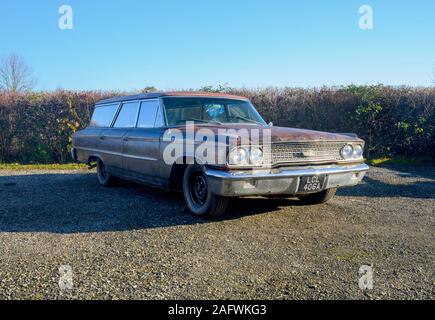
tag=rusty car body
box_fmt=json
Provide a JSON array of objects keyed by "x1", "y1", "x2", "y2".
[{"x1": 72, "y1": 92, "x2": 368, "y2": 217}]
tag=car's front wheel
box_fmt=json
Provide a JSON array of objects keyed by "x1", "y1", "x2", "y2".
[
  {"x1": 298, "y1": 188, "x2": 337, "y2": 205},
  {"x1": 183, "y1": 164, "x2": 229, "y2": 217},
  {"x1": 96, "y1": 159, "x2": 115, "y2": 186}
]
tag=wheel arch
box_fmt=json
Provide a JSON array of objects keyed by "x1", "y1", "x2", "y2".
[
  {"x1": 87, "y1": 154, "x2": 103, "y2": 165},
  {"x1": 168, "y1": 155, "x2": 205, "y2": 191}
]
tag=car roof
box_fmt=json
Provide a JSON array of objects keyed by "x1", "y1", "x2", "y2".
[{"x1": 96, "y1": 92, "x2": 249, "y2": 105}]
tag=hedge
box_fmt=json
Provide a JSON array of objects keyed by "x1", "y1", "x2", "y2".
[{"x1": 0, "y1": 85, "x2": 434, "y2": 163}]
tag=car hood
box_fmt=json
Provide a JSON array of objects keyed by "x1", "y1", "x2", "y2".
[
  {"x1": 172, "y1": 124, "x2": 363, "y2": 143},
  {"x1": 267, "y1": 126, "x2": 362, "y2": 142}
]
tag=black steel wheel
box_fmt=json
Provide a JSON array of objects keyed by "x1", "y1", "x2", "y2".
[
  {"x1": 96, "y1": 159, "x2": 115, "y2": 186},
  {"x1": 183, "y1": 164, "x2": 228, "y2": 217}
]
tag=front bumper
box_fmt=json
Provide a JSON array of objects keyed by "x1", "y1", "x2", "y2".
[{"x1": 205, "y1": 163, "x2": 369, "y2": 197}]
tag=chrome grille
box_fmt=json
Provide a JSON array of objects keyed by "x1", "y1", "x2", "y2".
[{"x1": 268, "y1": 141, "x2": 346, "y2": 164}]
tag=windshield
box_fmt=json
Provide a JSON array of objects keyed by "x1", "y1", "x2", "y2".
[{"x1": 163, "y1": 97, "x2": 267, "y2": 126}]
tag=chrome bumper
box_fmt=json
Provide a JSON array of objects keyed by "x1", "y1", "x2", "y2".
[{"x1": 205, "y1": 163, "x2": 369, "y2": 197}]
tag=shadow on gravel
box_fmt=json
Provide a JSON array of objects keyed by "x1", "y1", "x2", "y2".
[
  {"x1": 0, "y1": 173, "x2": 293, "y2": 234},
  {"x1": 372, "y1": 163, "x2": 435, "y2": 179},
  {"x1": 339, "y1": 177, "x2": 435, "y2": 199},
  {"x1": 1, "y1": 165, "x2": 433, "y2": 233},
  {"x1": 338, "y1": 166, "x2": 435, "y2": 199}
]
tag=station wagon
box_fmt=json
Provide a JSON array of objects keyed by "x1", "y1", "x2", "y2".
[{"x1": 71, "y1": 92, "x2": 368, "y2": 217}]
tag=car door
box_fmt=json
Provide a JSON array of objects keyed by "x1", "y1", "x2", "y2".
[
  {"x1": 83, "y1": 102, "x2": 123, "y2": 170},
  {"x1": 122, "y1": 99, "x2": 164, "y2": 185},
  {"x1": 104, "y1": 101, "x2": 141, "y2": 174}
]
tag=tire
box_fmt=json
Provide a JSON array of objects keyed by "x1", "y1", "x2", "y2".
[
  {"x1": 183, "y1": 164, "x2": 229, "y2": 217},
  {"x1": 298, "y1": 188, "x2": 337, "y2": 205},
  {"x1": 96, "y1": 159, "x2": 115, "y2": 187}
]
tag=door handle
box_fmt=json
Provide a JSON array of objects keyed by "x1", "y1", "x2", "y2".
[
  {"x1": 100, "y1": 135, "x2": 105, "y2": 140},
  {"x1": 123, "y1": 137, "x2": 129, "y2": 141}
]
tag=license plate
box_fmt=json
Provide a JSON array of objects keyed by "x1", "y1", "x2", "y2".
[{"x1": 298, "y1": 175, "x2": 325, "y2": 193}]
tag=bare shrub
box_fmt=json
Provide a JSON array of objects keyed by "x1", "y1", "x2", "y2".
[{"x1": 0, "y1": 54, "x2": 36, "y2": 93}]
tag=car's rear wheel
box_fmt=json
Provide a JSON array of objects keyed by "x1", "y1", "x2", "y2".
[
  {"x1": 298, "y1": 188, "x2": 337, "y2": 205},
  {"x1": 183, "y1": 164, "x2": 229, "y2": 217},
  {"x1": 96, "y1": 159, "x2": 115, "y2": 186}
]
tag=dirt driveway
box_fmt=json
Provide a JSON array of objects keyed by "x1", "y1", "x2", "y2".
[{"x1": 0, "y1": 165, "x2": 433, "y2": 299}]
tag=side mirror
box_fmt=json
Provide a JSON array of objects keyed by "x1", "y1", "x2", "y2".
[{"x1": 268, "y1": 122, "x2": 274, "y2": 127}]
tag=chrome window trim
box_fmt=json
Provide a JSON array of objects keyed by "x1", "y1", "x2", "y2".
[
  {"x1": 112, "y1": 101, "x2": 141, "y2": 129},
  {"x1": 159, "y1": 97, "x2": 267, "y2": 127},
  {"x1": 104, "y1": 98, "x2": 165, "y2": 129},
  {"x1": 163, "y1": 95, "x2": 249, "y2": 101},
  {"x1": 136, "y1": 99, "x2": 161, "y2": 129},
  {"x1": 110, "y1": 102, "x2": 122, "y2": 128},
  {"x1": 75, "y1": 146, "x2": 158, "y2": 161},
  {"x1": 160, "y1": 97, "x2": 169, "y2": 126},
  {"x1": 89, "y1": 102, "x2": 121, "y2": 128},
  {"x1": 134, "y1": 101, "x2": 142, "y2": 128},
  {"x1": 155, "y1": 99, "x2": 165, "y2": 128}
]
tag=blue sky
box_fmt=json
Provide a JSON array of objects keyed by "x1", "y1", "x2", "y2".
[{"x1": 0, "y1": 0, "x2": 434, "y2": 90}]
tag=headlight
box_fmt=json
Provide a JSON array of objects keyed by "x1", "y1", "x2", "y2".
[
  {"x1": 353, "y1": 145, "x2": 363, "y2": 159},
  {"x1": 228, "y1": 147, "x2": 248, "y2": 165},
  {"x1": 341, "y1": 144, "x2": 353, "y2": 160},
  {"x1": 249, "y1": 147, "x2": 263, "y2": 165}
]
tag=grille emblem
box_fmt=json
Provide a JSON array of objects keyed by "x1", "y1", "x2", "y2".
[
  {"x1": 302, "y1": 150, "x2": 316, "y2": 157},
  {"x1": 294, "y1": 150, "x2": 315, "y2": 158}
]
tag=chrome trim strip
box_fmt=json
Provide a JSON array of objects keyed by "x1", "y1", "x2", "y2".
[
  {"x1": 122, "y1": 153, "x2": 158, "y2": 161},
  {"x1": 205, "y1": 164, "x2": 369, "y2": 180},
  {"x1": 163, "y1": 95, "x2": 250, "y2": 101},
  {"x1": 271, "y1": 158, "x2": 364, "y2": 165},
  {"x1": 270, "y1": 140, "x2": 363, "y2": 143},
  {"x1": 110, "y1": 102, "x2": 122, "y2": 128},
  {"x1": 75, "y1": 146, "x2": 158, "y2": 161},
  {"x1": 123, "y1": 136, "x2": 160, "y2": 142}
]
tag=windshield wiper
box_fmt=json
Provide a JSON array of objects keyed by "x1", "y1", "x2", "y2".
[
  {"x1": 230, "y1": 115, "x2": 263, "y2": 125},
  {"x1": 178, "y1": 118, "x2": 222, "y2": 125}
]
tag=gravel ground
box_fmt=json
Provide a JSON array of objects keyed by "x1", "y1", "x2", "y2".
[{"x1": 0, "y1": 165, "x2": 433, "y2": 300}]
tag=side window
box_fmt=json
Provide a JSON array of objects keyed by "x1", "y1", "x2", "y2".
[
  {"x1": 113, "y1": 102, "x2": 140, "y2": 128},
  {"x1": 137, "y1": 100, "x2": 160, "y2": 128},
  {"x1": 90, "y1": 104, "x2": 119, "y2": 127},
  {"x1": 155, "y1": 103, "x2": 164, "y2": 127}
]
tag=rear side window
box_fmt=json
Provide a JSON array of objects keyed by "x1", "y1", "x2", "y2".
[
  {"x1": 90, "y1": 104, "x2": 119, "y2": 127},
  {"x1": 113, "y1": 102, "x2": 140, "y2": 128},
  {"x1": 137, "y1": 100, "x2": 159, "y2": 128}
]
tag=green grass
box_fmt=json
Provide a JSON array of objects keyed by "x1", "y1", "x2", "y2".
[
  {"x1": 0, "y1": 163, "x2": 88, "y2": 170},
  {"x1": 1, "y1": 158, "x2": 433, "y2": 170}
]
